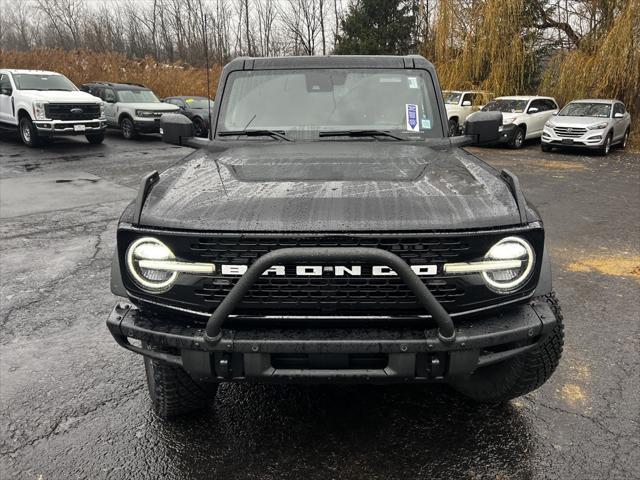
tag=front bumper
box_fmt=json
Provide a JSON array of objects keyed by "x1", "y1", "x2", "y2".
[
  {"x1": 542, "y1": 127, "x2": 607, "y2": 149},
  {"x1": 495, "y1": 123, "x2": 518, "y2": 144},
  {"x1": 34, "y1": 119, "x2": 107, "y2": 136},
  {"x1": 133, "y1": 118, "x2": 162, "y2": 133},
  {"x1": 107, "y1": 298, "x2": 557, "y2": 383}
]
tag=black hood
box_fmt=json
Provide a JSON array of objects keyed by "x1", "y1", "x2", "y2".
[{"x1": 139, "y1": 142, "x2": 523, "y2": 231}]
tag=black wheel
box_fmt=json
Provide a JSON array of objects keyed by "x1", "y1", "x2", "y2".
[
  {"x1": 120, "y1": 117, "x2": 137, "y2": 140},
  {"x1": 599, "y1": 133, "x2": 612, "y2": 156},
  {"x1": 144, "y1": 353, "x2": 218, "y2": 418},
  {"x1": 619, "y1": 129, "x2": 630, "y2": 150},
  {"x1": 193, "y1": 117, "x2": 207, "y2": 138},
  {"x1": 19, "y1": 116, "x2": 42, "y2": 147},
  {"x1": 541, "y1": 143, "x2": 552, "y2": 152},
  {"x1": 509, "y1": 127, "x2": 525, "y2": 149},
  {"x1": 86, "y1": 132, "x2": 105, "y2": 144},
  {"x1": 450, "y1": 292, "x2": 564, "y2": 403},
  {"x1": 448, "y1": 118, "x2": 459, "y2": 137}
]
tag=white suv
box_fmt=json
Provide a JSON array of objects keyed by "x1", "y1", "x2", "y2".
[
  {"x1": 80, "y1": 82, "x2": 179, "y2": 139},
  {"x1": 467, "y1": 96, "x2": 559, "y2": 148},
  {"x1": 443, "y1": 90, "x2": 491, "y2": 136},
  {"x1": 0, "y1": 69, "x2": 106, "y2": 147}
]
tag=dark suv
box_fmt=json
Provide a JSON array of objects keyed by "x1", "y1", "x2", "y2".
[{"x1": 107, "y1": 56, "x2": 563, "y2": 418}]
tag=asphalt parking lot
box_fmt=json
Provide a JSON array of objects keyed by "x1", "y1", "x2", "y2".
[{"x1": 1, "y1": 131, "x2": 638, "y2": 480}]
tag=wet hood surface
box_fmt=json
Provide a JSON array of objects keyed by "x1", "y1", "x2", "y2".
[{"x1": 140, "y1": 142, "x2": 521, "y2": 231}]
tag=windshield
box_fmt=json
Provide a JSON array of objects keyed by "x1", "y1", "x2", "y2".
[
  {"x1": 559, "y1": 102, "x2": 611, "y2": 118},
  {"x1": 482, "y1": 99, "x2": 528, "y2": 113},
  {"x1": 443, "y1": 91, "x2": 462, "y2": 105},
  {"x1": 185, "y1": 98, "x2": 214, "y2": 109},
  {"x1": 217, "y1": 69, "x2": 443, "y2": 138},
  {"x1": 13, "y1": 73, "x2": 76, "y2": 91},
  {"x1": 117, "y1": 89, "x2": 159, "y2": 103}
]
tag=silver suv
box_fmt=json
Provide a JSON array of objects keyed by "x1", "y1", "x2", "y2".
[
  {"x1": 80, "y1": 82, "x2": 179, "y2": 139},
  {"x1": 542, "y1": 99, "x2": 631, "y2": 155}
]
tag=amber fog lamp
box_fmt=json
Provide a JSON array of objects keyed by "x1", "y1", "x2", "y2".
[{"x1": 482, "y1": 236, "x2": 534, "y2": 292}]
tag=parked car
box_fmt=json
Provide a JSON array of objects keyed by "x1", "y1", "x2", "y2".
[
  {"x1": 467, "y1": 96, "x2": 559, "y2": 148},
  {"x1": 443, "y1": 90, "x2": 491, "y2": 136},
  {"x1": 0, "y1": 69, "x2": 106, "y2": 147},
  {"x1": 107, "y1": 55, "x2": 564, "y2": 419},
  {"x1": 163, "y1": 96, "x2": 214, "y2": 138},
  {"x1": 541, "y1": 99, "x2": 631, "y2": 155},
  {"x1": 80, "y1": 82, "x2": 179, "y2": 139}
]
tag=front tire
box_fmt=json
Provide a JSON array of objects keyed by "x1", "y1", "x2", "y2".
[
  {"x1": 509, "y1": 127, "x2": 525, "y2": 149},
  {"x1": 193, "y1": 117, "x2": 208, "y2": 138},
  {"x1": 144, "y1": 354, "x2": 218, "y2": 418},
  {"x1": 620, "y1": 129, "x2": 630, "y2": 150},
  {"x1": 86, "y1": 132, "x2": 105, "y2": 144},
  {"x1": 450, "y1": 292, "x2": 564, "y2": 403},
  {"x1": 120, "y1": 117, "x2": 137, "y2": 140},
  {"x1": 599, "y1": 133, "x2": 612, "y2": 156},
  {"x1": 448, "y1": 118, "x2": 459, "y2": 137},
  {"x1": 19, "y1": 116, "x2": 42, "y2": 147}
]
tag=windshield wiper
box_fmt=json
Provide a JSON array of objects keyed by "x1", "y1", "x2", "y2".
[
  {"x1": 218, "y1": 129, "x2": 291, "y2": 141},
  {"x1": 318, "y1": 129, "x2": 407, "y2": 141}
]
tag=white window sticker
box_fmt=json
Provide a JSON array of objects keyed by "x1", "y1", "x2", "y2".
[
  {"x1": 421, "y1": 117, "x2": 431, "y2": 129},
  {"x1": 408, "y1": 77, "x2": 418, "y2": 89},
  {"x1": 406, "y1": 104, "x2": 419, "y2": 132}
]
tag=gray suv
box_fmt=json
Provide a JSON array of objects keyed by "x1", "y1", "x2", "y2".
[
  {"x1": 542, "y1": 99, "x2": 631, "y2": 155},
  {"x1": 80, "y1": 82, "x2": 179, "y2": 139}
]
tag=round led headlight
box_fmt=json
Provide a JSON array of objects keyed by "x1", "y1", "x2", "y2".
[
  {"x1": 482, "y1": 236, "x2": 534, "y2": 292},
  {"x1": 126, "y1": 237, "x2": 178, "y2": 292}
]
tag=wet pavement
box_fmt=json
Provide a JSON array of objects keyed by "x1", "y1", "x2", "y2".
[{"x1": 0, "y1": 131, "x2": 638, "y2": 479}]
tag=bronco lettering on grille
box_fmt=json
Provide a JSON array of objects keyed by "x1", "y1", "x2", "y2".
[{"x1": 219, "y1": 264, "x2": 438, "y2": 276}]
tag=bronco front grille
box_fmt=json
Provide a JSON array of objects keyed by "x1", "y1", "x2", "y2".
[
  {"x1": 119, "y1": 230, "x2": 544, "y2": 319},
  {"x1": 45, "y1": 103, "x2": 101, "y2": 121}
]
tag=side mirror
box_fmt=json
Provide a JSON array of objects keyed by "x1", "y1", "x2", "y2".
[
  {"x1": 614, "y1": 112, "x2": 624, "y2": 118},
  {"x1": 161, "y1": 113, "x2": 195, "y2": 145},
  {"x1": 465, "y1": 111, "x2": 502, "y2": 145},
  {"x1": 528, "y1": 107, "x2": 539, "y2": 114},
  {"x1": 0, "y1": 87, "x2": 12, "y2": 96},
  {"x1": 462, "y1": 100, "x2": 471, "y2": 106}
]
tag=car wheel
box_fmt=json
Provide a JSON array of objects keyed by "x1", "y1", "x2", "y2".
[
  {"x1": 509, "y1": 127, "x2": 525, "y2": 149},
  {"x1": 86, "y1": 132, "x2": 105, "y2": 144},
  {"x1": 144, "y1": 350, "x2": 218, "y2": 418},
  {"x1": 193, "y1": 117, "x2": 207, "y2": 138},
  {"x1": 448, "y1": 119, "x2": 459, "y2": 137},
  {"x1": 450, "y1": 292, "x2": 564, "y2": 403},
  {"x1": 599, "y1": 133, "x2": 612, "y2": 156},
  {"x1": 620, "y1": 129, "x2": 630, "y2": 150},
  {"x1": 19, "y1": 116, "x2": 42, "y2": 147},
  {"x1": 120, "y1": 117, "x2": 137, "y2": 140},
  {"x1": 541, "y1": 143, "x2": 552, "y2": 153}
]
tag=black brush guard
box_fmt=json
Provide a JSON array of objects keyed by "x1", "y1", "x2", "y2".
[{"x1": 202, "y1": 247, "x2": 456, "y2": 344}]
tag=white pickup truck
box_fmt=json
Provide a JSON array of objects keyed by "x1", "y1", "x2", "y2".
[
  {"x1": 0, "y1": 69, "x2": 106, "y2": 147},
  {"x1": 443, "y1": 90, "x2": 491, "y2": 136}
]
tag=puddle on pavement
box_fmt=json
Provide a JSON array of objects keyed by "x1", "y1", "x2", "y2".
[{"x1": 565, "y1": 255, "x2": 640, "y2": 280}]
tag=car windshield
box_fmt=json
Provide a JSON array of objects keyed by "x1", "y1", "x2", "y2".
[
  {"x1": 117, "y1": 89, "x2": 160, "y2": 103},
  {"x1": 559, "y1": 102, "x2": 611, "y2": 118},
  {"x1": 482, "y1": 99, "x2": 528, "y2": 113},
  {"x1": 443, "y1": 91, "x2": 462, "y2": 105},
  {"x1": 185, "y1": 98, "x2": 214, "y2": 109},
  {"x1": 13, "y1": 73, "x2": 76, "y2": 91},
  {"x1": 217, "y1": 69, "x2": 443, "y2": 138}
]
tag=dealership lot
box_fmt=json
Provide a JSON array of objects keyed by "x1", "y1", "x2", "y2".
[{"x1": 1, "y1": 132, "x2": 638, "y2": 479}]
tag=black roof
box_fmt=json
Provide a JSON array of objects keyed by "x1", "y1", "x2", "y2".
[
  {"x1": 83, "y1": 81, "x2": 149, "y2": 91},
  {"x1": 225, "y1": 55, "x2": 435, "y2": 72},
  {"x1": 165, "y1": 96, "x2": 211, "y2": 100}
]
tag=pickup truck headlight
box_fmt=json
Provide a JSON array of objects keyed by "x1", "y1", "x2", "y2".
[
  {"x1": 100, "y1": 102, "x2": 105, "y2": 118},
  {"x1": 33, "y1": 101, "x2": 49, "y2": 120},
  {"x1": 587, "y1": 122, "x2": 608, "y2": 130},
  {"x1": 482, "y1": 237, "x2": 534, "y2": 292},
  {"x1": 125, "y1": 237, "x2": 216, "y2": 292}
]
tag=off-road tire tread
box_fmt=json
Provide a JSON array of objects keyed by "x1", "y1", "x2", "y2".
[
  {"x1": 144, "y1": 355, "x2": 218, "y2": 418},
  {"x1": 451, "y1": 292, "x2": 564, "y2": 403}
]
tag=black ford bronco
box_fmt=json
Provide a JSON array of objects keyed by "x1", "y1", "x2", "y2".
[{"x1": 107, "y1": 55, "x2": 563, "y2": 418}]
